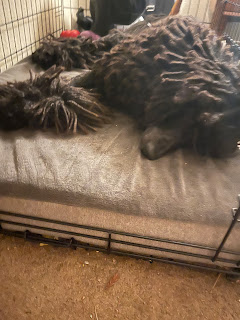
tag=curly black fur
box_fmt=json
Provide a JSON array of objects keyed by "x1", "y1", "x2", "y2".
[
  {"x1": 31, "y1": 30, "x2": 131, "y2": 70},
  {"x1": 2, "y1": 16, "x2": 240, "y2": 159},
  {"x1": 82, "y1": 15, "x2": 240, "y2": 158},
  {"x1": 31, "y1": 15, "x2": 165, "y2": 71},
  {"x1": 0, "y1": 66, "x2": 110, "y2": 133}
]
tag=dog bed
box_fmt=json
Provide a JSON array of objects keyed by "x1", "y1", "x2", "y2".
[{"x1": 0, "y1": 58, "x2": 239, "y2": 270}]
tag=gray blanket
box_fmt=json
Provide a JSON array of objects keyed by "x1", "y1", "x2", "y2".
[{"x1": 0, "y1": 58, "x2": 239, "y2": 227}]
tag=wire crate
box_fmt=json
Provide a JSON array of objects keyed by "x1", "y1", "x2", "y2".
[
  {"x1": 211, "y1": 0, "x2": 240, "y2": 40},
  {"x1": 0, "y1": 0, "x2": 90, "y2": 72}
]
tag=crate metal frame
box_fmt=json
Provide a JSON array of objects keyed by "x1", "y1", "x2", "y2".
[
  {"x1": 0, "y1": 0, "x2": 91, "y2": 72},
  {"x1": 0, "y1": 203, "x2": 240, "y2": 276},
  {"x1": 0, "y1": 0, "x2": 65, "y2": 72},
  {"x1": 211, "y1": 0, "x2": 240, "y2": 38}
]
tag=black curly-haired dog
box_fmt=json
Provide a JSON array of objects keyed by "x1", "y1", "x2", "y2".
[
  {"x1": 31, "y1": 14, "x2": 167, "y2": 70},
  {"x1": 1, "y1": 15, "x2": 240, "y2": 160}
]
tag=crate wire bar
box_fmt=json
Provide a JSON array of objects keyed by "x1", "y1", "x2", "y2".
[
  {"x1": 211, "y1": 0, "x2": 240, "y2": 39},
  {"x1": 0, "y1": 206, "x2": 240, "y2": 275},
  {"x1": 0, "y1": 0, "x2": 64, "y2": 72},
  {"x1": 0, "y1": 0, "x2": 91, "y2": 73}
]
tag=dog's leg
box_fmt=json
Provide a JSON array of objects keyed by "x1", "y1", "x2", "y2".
[{"x1": 70, "y1": 71, "x2": 95, "y2": 89}]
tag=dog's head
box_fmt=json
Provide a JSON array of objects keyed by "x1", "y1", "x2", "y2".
[{"x1": 32, "y1": 43, "x2": 58, "y2": 70}]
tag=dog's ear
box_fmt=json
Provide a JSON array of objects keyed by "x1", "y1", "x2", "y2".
[{"x1": 195, "y1": 112, "x2": 239, "y2": 157}]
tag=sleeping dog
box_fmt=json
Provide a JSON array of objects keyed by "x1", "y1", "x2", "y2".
[{"x1": 1, "y1": 15, "x2": 240, "y2": 160}]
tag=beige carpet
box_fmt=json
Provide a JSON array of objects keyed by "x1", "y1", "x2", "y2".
[{"x1": 0, "y1": 235, "x2": 240, "y2": 320}]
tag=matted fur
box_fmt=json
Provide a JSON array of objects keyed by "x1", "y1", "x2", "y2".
[
  {"x1": 0, "y1": 66, "x2": 110, "y2": 133},
  {"x1": 32, "y1": 31, "x2": 130, "y2": 70},
  {"x1": 31, "y1": 15, "x2": 166, "y2": 71},
  {"x1": 2, "y1": 16, "x2": 240, "y2": 159},
  {"x1": 90, "y1": 15, "x2": 240, "y2": 158}
]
